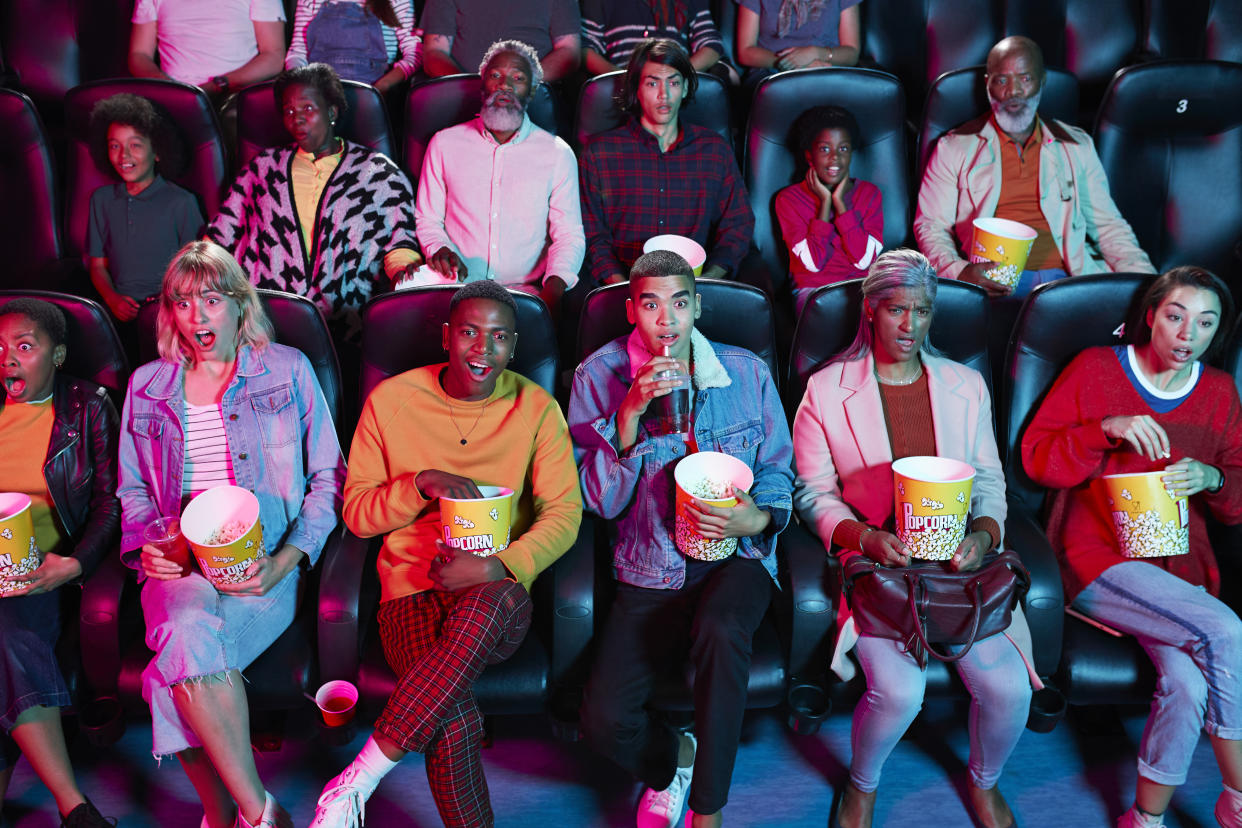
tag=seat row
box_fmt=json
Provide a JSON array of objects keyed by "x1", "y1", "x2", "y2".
[
  {"x1": 7, "y1": 272, "x2": 1242, "y2": 741},
  {"x1": 4, "y1": 57, "x2": 1241, "y2": 304}
]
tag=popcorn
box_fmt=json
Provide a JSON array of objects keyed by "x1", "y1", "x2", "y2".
[
  {"x1": 688, "y1": 477, "x2": 733, "y2": 500},
  {"x1": 677, "y1": 475, "x2": 739, "y2": 561},
  {"x1": 205, "y1": 519, "x2": 249, "y2": 546}
]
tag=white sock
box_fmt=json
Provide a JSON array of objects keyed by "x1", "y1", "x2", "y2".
[
  {"x1": 1124, "y1": 805, "x2": 1165, "y2": 828},
  {"x1": 338, "y1": 736, "x2": 400, "y2": 798},
  {"x1": 1220, "y1": 783, "x2": 1242, "y2": 820}
]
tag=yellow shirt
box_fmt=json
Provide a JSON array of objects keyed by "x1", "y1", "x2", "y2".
[
  {"x1": 0, "y1": 399, "x2": 63, "y2": 556},
  {"x1": 291, "y1": 146, "x2": 419, "y2": 279}
]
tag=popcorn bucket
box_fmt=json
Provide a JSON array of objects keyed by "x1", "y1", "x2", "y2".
[
  {"x1": 440, "y1": 486, "x2": 513, "y2": 557},
  {"x1": 969, "y1": 217, "x2": 1037, "y2": 288},
  {"x1": 0, "y1": 493, "x2": 40, "y2": 594},
  {"x1": 1102, "y1": 470, "x2": 1190, "y2": 558},
  {"x1": 643, "y1": 234, "x2": 707, "y2": 276},
  {"x1": 180, "y1": 486, "x2": 265, "y2": 586},
  {"x1": 892, "y1": 456, "x2": 976, "y2": 561},
  {"x1": 674, "y1": 451, "x2": 754, "y2": 561}
]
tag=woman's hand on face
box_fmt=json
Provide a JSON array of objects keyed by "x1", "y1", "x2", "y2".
[
  {"x1": 860, "y1": 530, "x2": 910, "y2": 567},
  {"x1": 949, "y1": 530, "x2": 991, "y2": 572},
  {"x1": 1102, "y1": 414, "x2": 1171, "y2": 462},
  {"x1": 140, "y1": 543, "x2": 188, "y2": 580},
  {"x1": 805, "y1": 166, "x2": 832, "y2": 206},
  {"x1": 683, "y1": 487, "x2": 771, "y2": 539},
  {"x1": 2, "y1": 553, "x2": 82, "y2": 596},
  {"x1": 1163, "y1": 457, "x2": 1221, "y2": 498},
  {"x1": 216, "y1": 545, "x2": 303, "y2": 596}
]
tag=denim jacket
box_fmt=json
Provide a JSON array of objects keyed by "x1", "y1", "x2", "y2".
[
  {"x1": 569, "y1": 330, "x2": 794, "y2": 589},
  {"x1": 117, "y1": 343, "x2": 346, "y2": 569}
]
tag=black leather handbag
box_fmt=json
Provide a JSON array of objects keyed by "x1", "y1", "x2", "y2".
[{"x1": 843, "y1": 549, "x2": 1030, "y2": 667}]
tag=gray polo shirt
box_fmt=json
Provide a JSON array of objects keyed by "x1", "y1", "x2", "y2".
[
  {"x1": 87, "y1": 175, "x2": 204, "y2": 300},
  {"x1": 420, "y1": 0, "x2": 579, "y2": 71}
]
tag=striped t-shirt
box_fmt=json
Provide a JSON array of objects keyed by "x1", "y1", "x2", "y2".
[{"x1": 183, "y1": 402, "x2": 236, "y2": 496}]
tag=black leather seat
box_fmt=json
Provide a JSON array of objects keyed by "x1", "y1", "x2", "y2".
[
  {"x1": 743, "y1": 68, "x2": 909, "y2": 299},
  {"x1": 574, "y1": 70, "x2": 733, "y2": 152},
  {"x1": 917, "y1": 65, "x2": 1080, "y2": 179},
  {"x1": 1142, "y1": 0, "x2": 1242, "y2": 63},
  {"x1": 402, "y1": 74, "x2": 559, "y2": 185},
  {"x1": 317, "y1": 286, "x2": 593, "y2": 721},
  {"x1": 234, "y1": 78, "x2": 396, "y2": 169},
  {"x1": 1002, "y1": 0, "x2": 1141, "y2": 124},
  {"x1": 860, "y1": 0, "x2": 1001, "y2": 122},
  {"x1": 1002, "y1": 273, "x2": 1157, "y2": 704},
  {"x1": 1093, "y1": 60, "x2": 1242, "y2": 289},
  {"x1": 0, "y1": 90, "x2": 65, "y2": 290},
  {"x1": 63, "y1": 79, "x2": 229, "y2": 262},
  {"x1": 573, "y1": 280, "x2": 801, "y2": 714},
  {"x1": 80, "y1": 289, "x2": 349, "y2": 717}
]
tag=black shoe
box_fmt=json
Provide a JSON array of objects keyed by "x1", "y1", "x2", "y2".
[{"x1": 60, "y1": 799, "x2": 116, "y2": 828}]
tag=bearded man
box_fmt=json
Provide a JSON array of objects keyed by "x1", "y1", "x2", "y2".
[
  {"x1": 413, "y1": 40, "x2": 584, "y2": 315},
  {"x1": 914, "y1": 36, "x2": 1154, "y2": 297}
]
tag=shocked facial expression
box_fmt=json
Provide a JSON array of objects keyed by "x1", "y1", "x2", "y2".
[
  {"x1": 636, "y1": 61, "x2": 685, "y2": 132},
  {"x1": 281, "y1": 83, "x2": 338, "y2": 155},
  {"x1": 1145, "y1": 286, "x2": 1222, "y2": 374},
  {"x1": 107, "y1": 123, "x2": 158, "y2": 194},
  {"x1": 806, "y1": 127, "x2": 853, "y2": 189},
  {"x1": 173, "y1": 290, "x2": 241, "y2": 362},
  {"x1": 0, "y1": 314, "x2": 65, "y2": 403},
  {"x1": 440, "y1": 298, "x2": 518, "y2": 401},
  {"x1": 626, "y1": 274, "x2": 701, "y2": 363},
  {"x1": 868, "y1": 287, "x2": 933, "y2": 366},
  {"x1": 986, "y1": 46, "x2": 1043, "y2": 136}
]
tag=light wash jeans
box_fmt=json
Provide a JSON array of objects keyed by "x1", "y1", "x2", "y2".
[
  {"x1": 139, "y1": 569, "x2": 301, "y2": 757},
  {"x1": 1073, "y1": 561, "x2": 1242, "y2": 785},
  {"x1": 1012, "y1": 267, "x2": 1069, "y2": 298},
  {"x1": 850, "y1": 608, "x2": 1034, "y2": 792}
]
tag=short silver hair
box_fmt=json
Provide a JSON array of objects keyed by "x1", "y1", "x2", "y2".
[
  {"x1": 478, "y1": 40, "x2": 544, "y2": 88},
  {"x1": 833, "y1": 248, "x2": 942, "y2": 364}
]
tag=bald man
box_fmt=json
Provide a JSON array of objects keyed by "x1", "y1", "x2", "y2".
[{"x1": 914, "y1": 36, "x2": 1154, "y2": 298}]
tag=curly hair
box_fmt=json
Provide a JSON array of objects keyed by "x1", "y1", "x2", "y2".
[
  {"x1": 620, "y1": 38, "x2": 697, "y2": 114},
  {"x1": 0, "y1": 298, "x2": 68, "y2": 347},
  {"x1": 479, "y1": 40, "x2": 545, "y2": 88},
  {"x1": 89, "y1": 93, "x2": 187, "y2": 180},
  {"x1": 791, "y1": 105, "x2": 860, "y2": 156},
  {"x1": 273, "y1": 63, "x2": 349, "y2": 120}
]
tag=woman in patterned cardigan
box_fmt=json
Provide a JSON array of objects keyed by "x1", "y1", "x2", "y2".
[{"x1": 208, "y1": 63, "x2": 420, "y2": 348}]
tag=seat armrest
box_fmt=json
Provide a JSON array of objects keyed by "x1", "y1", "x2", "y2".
[
  {"x1": 317, "y1": 525, "x2": 374, "y2": 683},
  {"x1": 1005, "y1": 507, "x2": 1065, "y2": 678},
  {"x1": 79, "y1": 554, "x2": 135, "y2": 696},
  {"x1": 777, "y1": 518, "x2": 834, "y2": 685},
  {"x1": 548, "y1": 513, "x2": 597, "y2": 690}
]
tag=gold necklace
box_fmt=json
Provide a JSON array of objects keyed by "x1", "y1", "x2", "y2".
[
  {"x1": 875, "y1": 364, "x2": 924, "y2": 386},
  {"x1": 442, "y1": 380, "x2": 489, "y2": 445}
]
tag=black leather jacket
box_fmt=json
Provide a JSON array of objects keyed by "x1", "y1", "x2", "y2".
[{"x1": 0, "y1": 374, "x2": 120, "y2": 579}]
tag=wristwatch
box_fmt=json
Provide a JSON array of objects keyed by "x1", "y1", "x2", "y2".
[{"x1": 210, "y1": 75, "x2": 230, "y2": 94}]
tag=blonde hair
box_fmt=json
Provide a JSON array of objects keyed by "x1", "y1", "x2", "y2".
[{"x1": 157, "y1": 240, "x2": 273, "y2": 368}]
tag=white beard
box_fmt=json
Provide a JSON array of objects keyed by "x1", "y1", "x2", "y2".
[
  {"x1": 480, "y1": 91, "x2": 526, "y2": 134},
  {"x1": 988, "y1": 86, "x2": 1042, "y2": 136}
]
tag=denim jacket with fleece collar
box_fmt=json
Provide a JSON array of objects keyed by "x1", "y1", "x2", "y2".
[
  {"x1": 117, "y1": 343, "x2": 346, "y2": 570},
  {"x1": 569, "y1": 329, "x2": 794, "y2": 589}
]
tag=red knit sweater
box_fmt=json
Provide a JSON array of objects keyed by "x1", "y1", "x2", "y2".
[{"x1": 1021, "y1": 347, "x2": 1242, "y2": 601}]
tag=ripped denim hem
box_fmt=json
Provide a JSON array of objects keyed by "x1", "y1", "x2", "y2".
[{"x1": 150, "y1": 669, "x2": 248, "y2": 763}]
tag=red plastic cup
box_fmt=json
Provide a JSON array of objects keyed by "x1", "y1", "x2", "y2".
[
  {"x1": 143, "y1": 516, "x2": 191, "y2": 575},
  {"x1": 314, "y1": 681, "x2": 359, "y2": 727}
]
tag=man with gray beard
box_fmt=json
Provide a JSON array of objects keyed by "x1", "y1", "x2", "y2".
[
  {"x1": 914, "y1": 36, "x2": 1153, "y2": 298},
  {"x1": 413, "y1": 40, "x2": 585, "y2": 315}
]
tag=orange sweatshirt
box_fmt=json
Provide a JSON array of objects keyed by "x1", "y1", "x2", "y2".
[{"x1": 344, "y1": 364, "x2": 583, "y2": 602}]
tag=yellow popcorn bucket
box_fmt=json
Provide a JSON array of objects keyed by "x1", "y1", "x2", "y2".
[
  {"x1": 643, "y1": 234, "x2": 707, "y2": 276},
  {"x1": 180, "y1": 486, "x2": 265, "y2": 586},
  {"x1": 440, "y1": 486, "x2": 513, "y2": 557},
  {"x1": 0, "y1": 493, "x2": 40, "y2": 594},
  {"x1": 892, "y1": 456, "x2": 976, "y2": 561},
  {"x1": 969, "y1": 217, "x2": 1037, "y2": 288},
  {"x1": 1102, "y1": 470, "x2": 1189, "y2": 558},
  {"x1": 674, "y1": 451, "x2": 754, "y2": 561}
]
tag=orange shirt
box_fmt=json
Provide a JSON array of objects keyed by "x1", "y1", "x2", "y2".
[
  {"x1": 993, "y1": 118, "x2": 1064, "y2": 271},
  {"x1": 0, "y1": 399, "x2": 63, "y2": 556}
]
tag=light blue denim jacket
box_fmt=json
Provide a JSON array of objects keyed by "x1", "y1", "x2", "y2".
[
  {"x1": 117, "y1": 343, "x2": 346, "y2": 569},
  {"x1": 569, "y1": 330, "x2": 794, "y2": 589}
]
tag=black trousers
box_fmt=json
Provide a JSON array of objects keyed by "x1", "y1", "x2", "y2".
[{"x1": 581, "y1": 556, "x2": 773, "y2": 814}]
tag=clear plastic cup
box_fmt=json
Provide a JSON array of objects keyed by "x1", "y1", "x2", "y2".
[
  {"x1": 143, "y1": 516, "x2": 191, "y2": 575},
  {"x1": 652, "y1": 371, "x2": 691, "y2": 434}
]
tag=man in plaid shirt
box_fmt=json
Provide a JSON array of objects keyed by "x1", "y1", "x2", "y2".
[{"x1": 579, "y1": 38, "x2": 754, "y2": 286}]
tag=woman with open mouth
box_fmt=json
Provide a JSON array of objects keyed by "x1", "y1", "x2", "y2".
[
  {"x1": 116, "y1": 240, "x2": 345, "y2": 828},
  {"x1": 0, "y1": 298, "x2": 120, "y2": 827}
]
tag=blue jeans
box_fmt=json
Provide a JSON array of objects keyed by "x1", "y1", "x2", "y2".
[
  {"x1": 1012, "y1": 267, "x2": 1069, "y2": 298},
  {"x1": 1073, "y1": 561, "x2": 1242, "y2": 785},
  {"x1": 139, "y1": 569, "x2": 300, "y2": 757},
  {"x1": 850, "y1": 608, "x2": 1034, "y2": 792}
]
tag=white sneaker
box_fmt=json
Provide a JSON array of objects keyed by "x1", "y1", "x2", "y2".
[
  {"x1": 1218, "y1": 788, "x2": 1242, "y2": 828},
  {"x1": 310, "y1": 766, "x2": 370, "y2": 828},
  {"x1": 1116, "y1": 807, "x2": 1164, "y2": 828},
  {"x1": 636, "y1": 732, "x2": 696, "y2": 828},
  {"x1": 237, "y1": 791, "x2": 288, "y2": 828}
]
